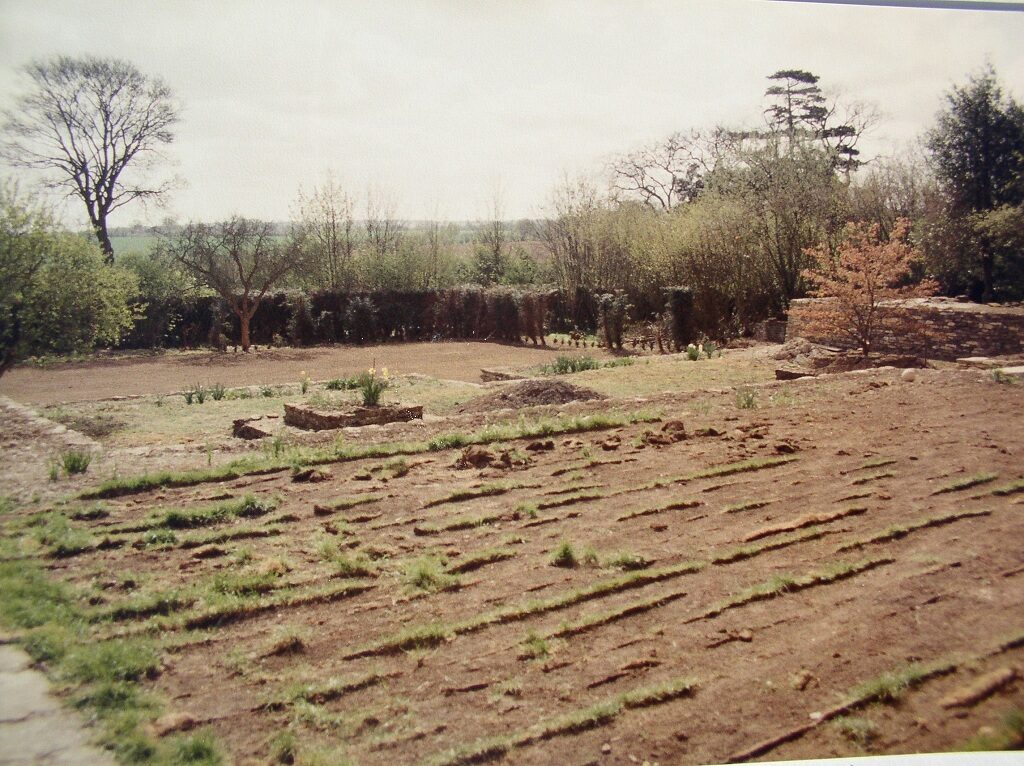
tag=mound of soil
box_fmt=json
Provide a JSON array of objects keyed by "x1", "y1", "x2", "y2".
[{"x1": 457, "y1": 379, "x2": 605, "y2": 413}]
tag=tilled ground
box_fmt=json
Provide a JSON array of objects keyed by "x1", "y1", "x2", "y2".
[
  {"x1": 11, "y1": 367, "x2": 1024, "y2": 764},
  {"x1": 0, "y1": 342, "x2": 577, "y2": 406}
]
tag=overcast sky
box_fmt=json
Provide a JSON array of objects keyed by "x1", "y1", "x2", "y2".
[{"x1": 1, "y1": 0, "x2": 1022, "y2": 225}]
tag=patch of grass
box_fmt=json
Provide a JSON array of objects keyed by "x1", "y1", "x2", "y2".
[
  {"x1": 325, "y1": 376, "x2": 360, "y2": 390},
  {"x1": 348, "y1": 558, "x2": 705, "y2": 658},
  {"x1": 34, "y1": 514, "x2": 94, "y2": 557},
  {"x1": 962, "y1": 708, "x2": 1024, "y2": 751},
  {"x1": 98, "y1": 590, "x2": 195, "y2": 622},
  {"x1": 932, "y1": 471, "x2": 999, "y2": 495},
  {"x1": 617, "y1": 498, "x2": 700, "y2": 521},
  {"x1": 520, "y1": 630, "x2": 550, "y2": 660},
  {"x1": 988, "y1": 478, "x2": 1024, "y2": 497},
  {"x1": 491, "y1": 679, "x2": 523, "y2": 700},
  {"x1": 70, "y1": 504, "x2": 109, "y2": 521},
  {"x1": 550, "y1": 541, "x2": 577, "y2": 568},
  {"x1": 83, "y1": 410, "x2": 660, "y2": 499},
  {"x1": 49, "y1": 411, "x2": 126, "y2": 439},
  {"x1": 833, "y1": 715, "x2": 878, "y2": 750},
  {"x1": 603, "y1": 551, "x2": 651, "y2": 570},
  {"x1": 414, "y1": 513, "x2": 503, "y2": 535},
  {"x1": 420, "y1": 677, "x2": 697, "y2": 766},
  {"x1": 172, "y1": 730, "x2": 223, "y2": 764},
  {"x1": 207, "y1": 571, "x2": 281, "y2": 599},
  {"x1": 319, "y1": 493, "x2": 383, "y2": 513},
  {"x1": 540, "y1": 355, "x2": 601, "y2": 375},
  {"x1": 0, "y1": 551, "x2": 209, "y2": 762},
  {"x1": 181, "y1": 580, "x2": 373, "y2": 631},
  {"x1": 446, "y1": 547, "x2": 517, "y2": 574},
  {"x1": 722, "y1": 498, "x2": 773, "y2": 514},
  {"x1": 701, "y1": 557, "x2": 893, "y2": 620},
  {"x1": 515, "y1": 502, "x2": 539, "y2": 519},
  {"x1": 61, "y1": 449, "x2": 93, "y2": 475},
  {"x1": 713, "y1": 526, "x2": 830, "y2": 565},
  {"x1": 624, "y1": 456, "x2": 797, "y2": 498},
  {"x1": 404, "y1": 556, "x2": 461, "y2": 593},
  {"x1": 332, "y1": 553, "x2": 378, "y2": 579},
  {"x1": 546, "y1": 588, "x2": 687, "y2": 639},
  {"x1": 535, "y1": 489, "x2": 606, "y2": 510},
  {"x1": 285, "y1": 669, "x2": 391, "y2": 706},
  {"x1": 268, "y1": 729, "x2": 298, "y2": 764},
  {"x1": 847, "y1": 663, "x2": 938, "y2": 704},
  {"x1": 263, "y1": 626, "x2": 307, "y2": 658},
  {"x1": 742, "y1": 505, "x2": 867, "y2": 543},
  {"x1": 735, "y1": 386, "x2": 757, "y2": 409},
  {"x1": 835, "y1": 509, "x2": 991, "y2": 553},
  {"x1": 381, "y1": 457, "x2": 409, "y2": 479},
  {"x1": 424, "y1": 481, "x2": 522, "y2": 508}
]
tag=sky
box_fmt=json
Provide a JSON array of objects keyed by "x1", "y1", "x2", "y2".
[{"x1": 0, "y1": 0, "x2": 1022, "y2": 226}]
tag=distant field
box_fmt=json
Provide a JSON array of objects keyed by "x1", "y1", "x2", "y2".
[{"x1": 111, "y1": 234, "x2": 160, "y2": 256}]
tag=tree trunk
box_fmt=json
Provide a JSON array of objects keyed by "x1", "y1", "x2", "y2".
[
  {"x1": 238, "y1": 308, "x2": 252, "y2": 352},
  {"x1": 981, "y1": 251, "x2": 994, "y2": 303},
  {"x1": 92, "y1": 217, "x2": 115, "y2": 263}
]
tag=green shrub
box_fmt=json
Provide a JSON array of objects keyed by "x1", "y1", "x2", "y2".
[
  {"x1": 325, "y1": 376, "x2": 359, "y2": 391},
  {"x1": 184, "y1": 384, "x2": 207, "y2": 405},
  {"x1": 550, "y1": 541, "x2": 577, "y2": 568},
  {"x1": 345, "y1": 296, "x2": 378, "y2": 344},
  {"x1": 209, "y1": 383, "x2": 226, "y2": 401},
  {"x1": 60, "y1": 448, "x2": 92, "y2": 473},
  {"x1": 287, "y1": 294, "x2": 316, "y2": 347},
  {"x1": 355, "y1": 367, "x2": 390, "y2": 406},
  {"x1": 542, "y1": 355, "x2": 601, "y2": 375}
]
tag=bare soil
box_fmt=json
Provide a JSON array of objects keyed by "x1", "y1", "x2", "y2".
[
  {"x1": 6, "y1": 365, "x2": 1022, "y2": 764},
  {"x1": 0, "y1": 342, "x2": 578, "y2": 406},
  {"x1": 456, "y1": 379, "x2": 605, "y2": 414}
]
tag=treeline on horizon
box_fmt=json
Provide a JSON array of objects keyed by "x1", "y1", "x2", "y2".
[{"x1": 3, "y1": 64, "x2": 1023, "y2": 362}]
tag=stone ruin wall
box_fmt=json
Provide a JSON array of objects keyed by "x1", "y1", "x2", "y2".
[{"x1": 785, "y1": 298, "x2": 1024, "y2": 361}]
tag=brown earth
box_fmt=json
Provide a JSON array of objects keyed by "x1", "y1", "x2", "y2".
[
  {"x1": 0, "y1": 342, "x2": 578, "y2": 406},
  {"x1": 7, "y1": 366, "x2": 1023, "y2": 765},
  {"x1": 456, "y1": 379, "x2": 605, "y2": 414}
]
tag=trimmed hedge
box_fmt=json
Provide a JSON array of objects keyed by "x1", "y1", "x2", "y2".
[{"x1": 119, "y1": 287, "x2": 569, "y2": 350}]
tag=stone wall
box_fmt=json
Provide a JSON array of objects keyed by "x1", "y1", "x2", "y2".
[
  {"x1": 283, "y1": 403, "x2": 423, "y2": 431},
  {"x1": 785, "y1": 298, "x2": 1024, "y2": 360}
]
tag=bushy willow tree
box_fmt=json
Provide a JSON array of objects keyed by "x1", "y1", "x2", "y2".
[{"x1": 0, "y1": 183, "x2": 139, "y2": 372}]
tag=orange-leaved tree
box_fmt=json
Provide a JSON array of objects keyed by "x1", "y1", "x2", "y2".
[{"x1": 801, "y1": 218, "x2": 937, "y2": 356}]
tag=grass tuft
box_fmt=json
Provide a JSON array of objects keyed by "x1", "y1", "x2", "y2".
[{"x1": 550, "y1": 541, "x2": 577, "y2": 568}]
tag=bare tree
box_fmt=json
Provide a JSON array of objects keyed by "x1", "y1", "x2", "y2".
[
  {"x1": 162, "y1": 218, "x2": 304, "y2": 351},
  {"x1": 1, "y1": 56, "x2": 179, "y2": 262},
  {"x1": 608, "y1": 131, "x2": 707, "y2": 211},
  {"x1": 364, "y1": 187, "x2": 404, "y2": 260},
  {"x1": 476, "y1": 185, "x2": 507, "y2": 284},
  {"x1": 293, "y1": 174, "x2": 359, "y2": 291}
]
